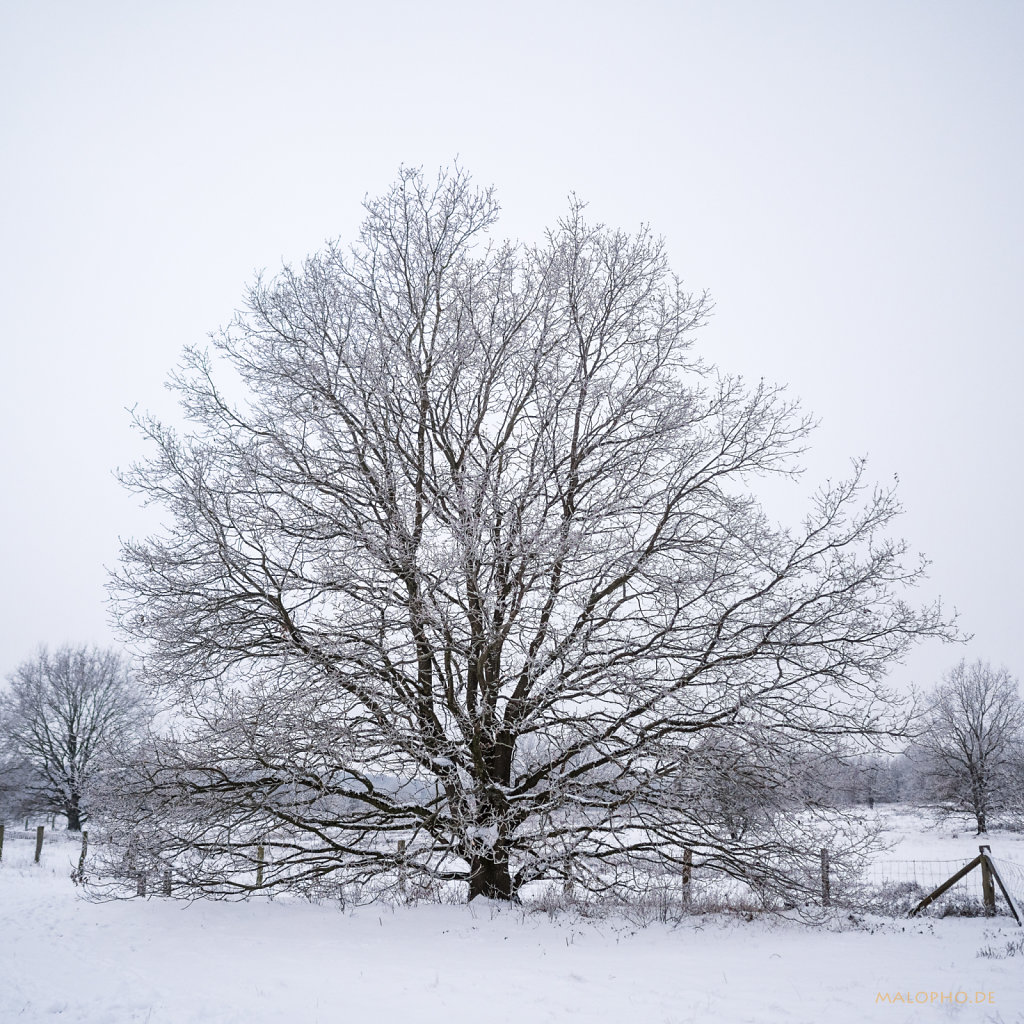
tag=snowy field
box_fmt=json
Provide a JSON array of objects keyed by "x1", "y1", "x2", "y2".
[{"x1": 1, "y1": 808, "x2": 1023, "y2": 1024}]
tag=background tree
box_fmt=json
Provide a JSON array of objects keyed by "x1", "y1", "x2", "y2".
[
  {"x1": 0, "y1": 645, "x2": 146, "y2": 830},
  {"x1": 912, "y1": 659, "x2": 1024, "y2": 833},
  {"x1": 113, "y1": 166, "x2": 951, "y2": 903},
  {"x1": 0, "y1": 755, "x2": 36, "y2": 823},
  {"x1": 817, "y1": 750, "x2": 914, "y2": 808}
]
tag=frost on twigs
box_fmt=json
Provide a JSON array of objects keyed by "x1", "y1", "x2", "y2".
[{"x1": 106, "y1": 165, "x2": 955, "y2": 907}]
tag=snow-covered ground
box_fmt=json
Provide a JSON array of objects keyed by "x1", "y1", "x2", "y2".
[
  {"x1": 880, "y1": 807, "x2": 1024, "y2": 862},
  {"x1": 1, "y1": 810, "x2": 1022, "y2": 1024}
]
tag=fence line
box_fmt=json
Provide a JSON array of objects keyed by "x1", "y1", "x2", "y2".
[
  {"x1": 861, "y1": 858, "x2": 989, "y2": 899},
  {"x1": 3, "y1": 821, "x2": 1015, "y2": 918}
]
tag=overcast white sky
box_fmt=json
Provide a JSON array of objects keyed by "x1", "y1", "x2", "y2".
[{"x1": 1, "y1": 0, "x2": 1021, "y2": 693}]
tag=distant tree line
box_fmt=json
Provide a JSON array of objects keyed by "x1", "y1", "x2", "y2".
[
  {"x1": 2, "y1": 645, "x2": 1020, "y2": 857},
  {"x1": 773, "y1": 659, "x2": 1024, "y2": 835}
]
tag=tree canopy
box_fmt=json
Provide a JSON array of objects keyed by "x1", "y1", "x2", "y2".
[
  {"x1": 1, "y1": 645, "x2": 145, "y2": 830},
  {"x1": 113, "y1": 166, "x2": 951, "y2": 902}
]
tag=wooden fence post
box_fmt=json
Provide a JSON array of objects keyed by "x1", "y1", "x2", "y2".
[
  {"x1": 397, "y1": 839, "x2": 407, "y2": 896},
  {"x1": 256, "y1": 844, "x2": 265, "y2": 888},
  {"x1": 34, "y1": 825, "x2": 44, "y2": 864},
  {"x1": 0, "y1": 822, "x2": 5, "y2": 862},
  {"x1": 980, "y1": 845, "x2": 996, "y2": 917},
  {"x1": 821, "y1": 848, "x2": 831, "y2": 908},
  {"x1": 682, "y1": 848, "x2": 693, "y2": 906},
  {"x1": 162, "y1": 870, "x2": 172, "y2": 897},
  {"x1": 909, "y1": 854, "x2": 983, "y2": 918},
  {"x1": 137, "y1": 872, "x2": 147, "y2": 897}
]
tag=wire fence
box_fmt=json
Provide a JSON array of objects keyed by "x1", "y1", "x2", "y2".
[
  {"x1": 5, "y1": 821, "x2": 1023, "y2": 922},
  {"x1": 862, "y1": 858, "x2": 988, "y2": 900},
  {"x1": 986, "y1": 854, "x2": 1024, "y2": 918},
  {"x1": 858, "y1": 851, "x2": 1024, "y2": 920}
]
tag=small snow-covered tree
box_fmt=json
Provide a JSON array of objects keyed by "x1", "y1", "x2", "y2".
[
  {"x1": 0, "y1": 645, "x2": 146, "y2": 830},
  {"x1": 914, "y1": 660, "x2": 1024, "y2": 833},
  {"x1": 112, "y1": 166, "x2": 952, "y2": 902}
]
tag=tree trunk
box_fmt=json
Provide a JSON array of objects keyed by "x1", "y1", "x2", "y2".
[
  {"x1": 970, "y1": 774, "x2": 987, "y2": 834},
  {"x1": 468, "y1": 853, "x2": 513, "y2": 901},
  {"x1": 66, "y1": 795, "x2": 83, "y2": 832}
]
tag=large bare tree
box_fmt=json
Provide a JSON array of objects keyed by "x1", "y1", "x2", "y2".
[
  {"x1": 0, "y1": 646, "x2": 145, "y2": 830},
  {"x1": 914, "y1": 660, "x2": 1024, "y2": 833},
  {"x1": 113, "y1": 167, "x2": 951, "y2": 902}
]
